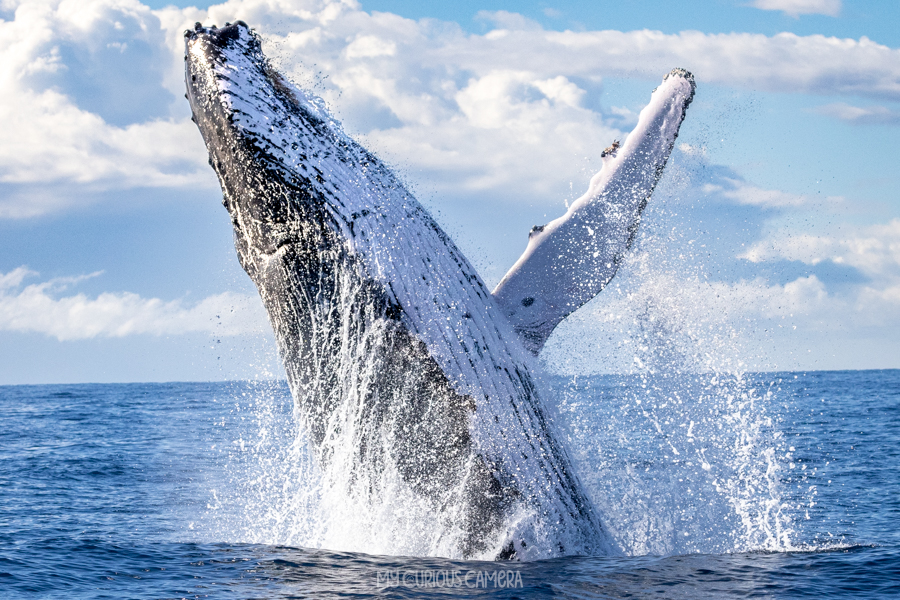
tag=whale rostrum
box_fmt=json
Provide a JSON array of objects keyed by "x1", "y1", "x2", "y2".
[{"x1": 185, "y1": 22, "x2": 694, "y2": 559}]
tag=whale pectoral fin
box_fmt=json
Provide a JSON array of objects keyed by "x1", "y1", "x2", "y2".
[{"x1": 491, "y1": 69, "x2": 696, "y2": 355}]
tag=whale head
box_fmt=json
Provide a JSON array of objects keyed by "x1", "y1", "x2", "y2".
[{"x1": 184, "y1": 21, "x2": 352, "y2": 279}]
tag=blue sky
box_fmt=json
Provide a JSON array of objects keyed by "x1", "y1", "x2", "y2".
[{"x1": 0, "y1": 0, "x2": 898, "y2": 383}]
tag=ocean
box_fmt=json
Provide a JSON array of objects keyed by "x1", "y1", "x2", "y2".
[{"x1": 1, "y1": 370, "x2": 898, "y2": 598}]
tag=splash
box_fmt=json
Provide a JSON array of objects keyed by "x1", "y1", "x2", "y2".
[
  {"x1": 550, "y1": 372, "x2": 794, "y2": 555},
  {"x1": 186, "y1": 21, "x2": 798, "y2": 559},
  {"x1": 201, "y1": 235, "x2": 805, "y2": 558},
  {"x1": 201, "y1": 367, "x2": 801, "y2": 557},
  {"x1": 543, "y1": 196, "x2": 802, "y2": 555}
]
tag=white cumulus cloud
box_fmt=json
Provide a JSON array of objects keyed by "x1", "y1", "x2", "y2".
[
  {"x1": 702, "y1": 178, "x2": 844, "y2": 210},
  {"x1": 164, "y1": 0, "x2": 900, "y2": 208},
  {"x1": 1, "y1": 0, "x2": 899, "y2": 371},
  {"x1": 0, "y1": 0, "x2": 214, "y2": 217},
  {"x1": 740, "y1": 219, "x2": 900, "y2": 279},
  {"x1": 545, "y1": 262, "x2": 900, "y2": 374},
  {"x1": 0, "y1": 267, "x2": 269, "y2": 341},
  {"x1": 814, "y1": 102, "x2": 900, "y2": 125},
  {"x1": 749, "y1": 0, "x2": 841, "y2": 18},
  {"x1": 1, "y1": 0, "x2": 899, "y2": 218}
]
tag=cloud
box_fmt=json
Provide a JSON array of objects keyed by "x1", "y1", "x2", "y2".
[
  {"x1": 702, "y1": 178, "x2": 844, "y2": 210},
  {"x1": 474, "y1": 10, "x2": 543, "y2": 32},
  {"x1": 197, "y1": 0, "x2": 900, "y2": 208},
  {"x1": 675, "y1": 272, "x2": 900, "y2": 338},
  {"x1": 814, "y1": 102, "x2": 900, "y2": 125},
  {"x1": 357, "y1": 69, "x2": 617, "y2": 200},
  {"x1": 0, "y1": 0, "x2": 213, "y2": 216},
  {"x1": 2, "y1": 0, "x2": 899, "y2": 219},
  {"x1": 0, "y1": 266, "x2": 36, "y2": 290},
  {"x1": 749, "y1": 0, "x2": 841, "y2": 18},
  {"x1": 705, "y1": 180, "x2": 808, "y2": 208},
  {"x1": 740, "y1": 219, "x2": 900, "y2": 279},
  {"x1": 0, "y1": 0, "x2": 895, "y2": 375},
  {"x1": 0, "y1": 267, "x2": 269, "y2": 341},
  {"x1": 344, "y1": 34, "x2": 396, "y2": 59}
]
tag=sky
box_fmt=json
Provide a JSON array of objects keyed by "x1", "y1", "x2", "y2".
[{"x1": 0, "y1": 0, "x2": 898, "y2": 383}]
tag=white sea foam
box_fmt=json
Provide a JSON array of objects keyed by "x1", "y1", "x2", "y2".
[
  {"x1": 201, "y1": 226, "x2": 804, "y2": 557},
  {"x1": 201, "y1": 366, "x2": 801, "y2": 557}
]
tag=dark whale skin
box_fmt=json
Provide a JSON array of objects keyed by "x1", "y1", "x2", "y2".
[{"x1": 184, "y1": 22, "x2": 610, "y2": 559}]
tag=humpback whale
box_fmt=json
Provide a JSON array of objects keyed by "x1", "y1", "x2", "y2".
[{"x1": 184, "y1": 21, "x2": 694, "y2": 560}]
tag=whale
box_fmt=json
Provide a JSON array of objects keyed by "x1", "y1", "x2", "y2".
[{"x1": 184, "y1": 21, "x2": 694, "y2": 560}]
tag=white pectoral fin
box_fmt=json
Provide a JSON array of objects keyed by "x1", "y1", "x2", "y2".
[{"x1": 492, "y1": 68, "x2": 696, "y2": 355}]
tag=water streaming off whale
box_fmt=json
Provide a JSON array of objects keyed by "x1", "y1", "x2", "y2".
[
  {"x1": 183, "y1": 21, "x2": 794, "y2": 560},
  {"x1": 199, "y1": 240, "x2": 800, "y2": 558}
]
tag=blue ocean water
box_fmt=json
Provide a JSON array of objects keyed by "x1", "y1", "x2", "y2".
[{"x1": 1, "y1": 370, "x2": 898, "y2": 598}]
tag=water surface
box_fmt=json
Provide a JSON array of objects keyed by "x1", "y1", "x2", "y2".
[{"x1": 1, "y1": 370, "x2": 898, "y2": 598}]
